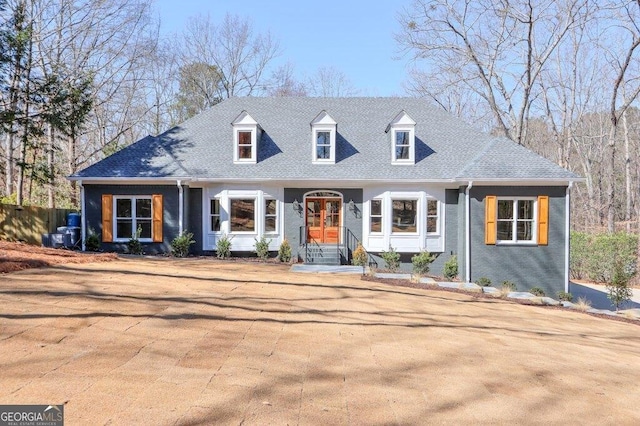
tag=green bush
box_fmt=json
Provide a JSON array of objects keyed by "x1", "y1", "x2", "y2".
[
  {"x1": 501, "y1": 280, "x2": 516, "y2": 291},
  {"x1": 381, "y1": 245, "x2": 401, "y2": 272},
  {"x1": 557, "y1": 291, "x2": 573, "y2": 302},
  {"x1": 171, "y1": 231, "x2": 195, "y2": 257},
  {"x1": 443, "y1": 255, "x2": 458, "y2": 280},
  {"x1": 529, "y1": 287, "x2": 545, "y2": 297},
  {"x1": 254, "y1": 235, "x2": 271, "y2": 260},
  {"x1": 475, "y1": 277, "x2": 492, "y2": 287},
  {"x1": 352, "y1": 243, "x2": 368, "y2": 274},
  {"x1": 277, "y1": 238, "x2": 292, "y2": 262},
  {"x1": 127, "y1": 226, "x2": 143, "y2": 255},
  {"x1": 411, "y1": 250, "x2": 435, "y2": 275},
  {"x1": 85, "y1": 228, "x2": 101, "y2": 252},
  {"x1": 570, "y1": 231, "x2": 638, "y2": 283},
  {"x1": 216, "y1": 234, "x2": 232, "y2": 259}
]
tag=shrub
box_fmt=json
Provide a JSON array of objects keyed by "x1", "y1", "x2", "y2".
[
  {"x1": 352, "y1": 243, "x2": 368, "y2": 274},
  {"x1": 381, "y1": 245, "x2": 400, "y2": 272},
  {"x1": 475, "y1": 277, "x2": 492, "y2": 287},
  {"x1": 254, "y1": 236, "x2": 271, "y2": 260},
  {"x1": 557, "y1": 291, "x2": 573, "y2": 302},
  {"x1": 171, "y1": 231, "x2": 195, "y2": 258},
  {"x1": 574, "y1": 296, "x2": 592, "y2": 312},
  {"x1": 606, "y1": 260, "x2": 634, "y2": 311},
  {"x1": 411, "y1": 250, "x2": 435, "y2": 275},
  {"x1": 443, "y1": 255, "x2": 458, "y2": 280},
  {"x1": 529, "y1": 287, "x2": 545, "y2": 297},
  {"x1": 277, "y1": 238, "x2": 292, "y2": 262},
  {"x1": 127, "y1": 226, "x2": 143, "y2": 255},
  {"x1": 216, "y1": 234, "x2": 232, "y2": 259},
  {"x1": 570, "y1": 231, "x2": 638, "y2": 283},
  {"x1": 85, "y1": 228, "x2": 101, "y2": 252},
  {"x1": 501, "y1": 280, "x2": 516, "y2": 291}
]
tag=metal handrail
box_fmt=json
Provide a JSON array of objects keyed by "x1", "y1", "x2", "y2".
[{"x1": 299, "y1": 225, "x2": 378, "y2": 268}]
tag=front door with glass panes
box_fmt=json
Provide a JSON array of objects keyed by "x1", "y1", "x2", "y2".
[{"x1": 305, "y1": 198, "x2": 341, "y2": 243}]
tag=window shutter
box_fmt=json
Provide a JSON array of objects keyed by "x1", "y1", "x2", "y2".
[
  {"x1": 152, "y1": 194, "x2": 163, "y2": 243},
  {"x1": 485, "y1": 195, "x2": 497, "y2": 245},
  {"x1": 538, "y1": 195, "x2": 549, "y2": 245},
  {"x1": 102, "y1": 194, "x2": 113, "y2": 242}
]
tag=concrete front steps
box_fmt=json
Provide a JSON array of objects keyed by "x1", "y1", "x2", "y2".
[{"x1": 304, "y1": 244, "x2": 341, "y2": 265}]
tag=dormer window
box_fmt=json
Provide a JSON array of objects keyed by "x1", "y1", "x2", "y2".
[
  {"x1": 311, "y1": 111, "x2": 336, "y2": 164},
  {"x1": 387, "y1": 110, "x2": 416, "y2": 164},
  {"x1": 232, "y1": 111, "x2": 261, "y2": 164}
]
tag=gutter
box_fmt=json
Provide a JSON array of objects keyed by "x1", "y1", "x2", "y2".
[
  {"x1": 565, "y1": 181, "x2": 574, "y2": 293},
  {"x1": 465, "y1": 181, "x2": 473, "y2": 282},
  {"x1": 80, "y1": 180, "x2": 86, "y2": 251},
  {"x1": 177, "y1": 180, "x2": 184, "y2": 235}
]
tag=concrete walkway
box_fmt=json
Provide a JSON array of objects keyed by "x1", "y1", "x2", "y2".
[{"x1": 1, "y1": 259, "x2": 639, "y2": 424}]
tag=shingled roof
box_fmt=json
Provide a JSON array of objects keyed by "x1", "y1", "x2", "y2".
[{"x1": 72, "y1": 97, "x2": 580, "y2": 182}]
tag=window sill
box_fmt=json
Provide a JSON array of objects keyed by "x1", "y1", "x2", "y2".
[
  {"x1": 495, "y1": 241, "x2": 538, "y2": 246},
  {"x1": 113, "y1": 238, "x2": 154, "y2": 243}
]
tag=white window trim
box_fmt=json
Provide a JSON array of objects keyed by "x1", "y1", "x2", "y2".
[
  {"x1": 495, "y1": 197, "x2": 538, "y2": 245},
  {"x1": 392, "y1": 129, "x2": 414, "y2": 163},
  {"x1": 369, "y1": 199, "x2": 384, "y2": 234},
  {"x1": 264, "y1": 198, "x2": 278, "y2": 234},
  {"x1": 312, "y1": 126, "x2": 336, "y2": 164},
  {"x1": 113, "y1": 195, "x2": 153, "y2": 243},
  {"x1": 426, "y1": 198, "x2": 440, "y2": 235},
  {"x1": 229, "y1": 197, "x2": 258, "y2": 234},
  {"x1": 210, "y1": 198, "x2": 221, "y2": 233},
  {"x1": 233, "y1": 127, "x2": 257, "y2": 163},
  {"x1": 390, "y1": 198, "x2": 420, "y2": 235}
]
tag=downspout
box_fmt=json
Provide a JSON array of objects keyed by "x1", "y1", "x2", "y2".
[
  {"x1": 177, "y1": 180, "x2": 184, "y2": 235},
  {"x1": 80, "y1": 180, "x2": 86, "y2": 251},
  {"x1": 565, "y1": 181, "x2": 573, "y2": 293},
  {"x1": 465, "y1": 181, "x2": 473, "y2": 282}
]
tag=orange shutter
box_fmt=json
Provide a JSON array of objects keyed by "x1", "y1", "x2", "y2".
[
  {"x1": 538, "y1": 195, "x2": 549, "y2": 245},
  {"x1": 102, "y1": 194, "x2": 113, "y2": 242},
  {"x1": 152, "y1": 194, "x2": 163, "y2": 243},
  {"x1": 485, "y1": 195, "x2": 497, "y2": 245}
]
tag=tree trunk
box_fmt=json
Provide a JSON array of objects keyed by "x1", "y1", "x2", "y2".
[
  {"x1": 623, "y1": 111, "x2": 632, "y2": 233},
  {"x1": 4, "y1": 133, "x2": 14, "y2": 197},
  {"x1": 606, "y1": 124, "x2": 617, "y2": 233},
  {"x1": 47, "y1": 124, "x2": 55, "y2": 208}
]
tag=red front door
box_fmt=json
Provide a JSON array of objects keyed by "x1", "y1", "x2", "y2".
[{"x1": 306, "y1": 198, "x2": 341, "y2": 243}]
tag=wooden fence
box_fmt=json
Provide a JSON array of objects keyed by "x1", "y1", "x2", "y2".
[{"x1": 0, "y1": 204, "x2": 76, "y2": 245}]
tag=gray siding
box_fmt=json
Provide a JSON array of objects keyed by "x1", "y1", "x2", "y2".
[
  {"x1": 284, "y1": 188, "x2": 363, "y2": 261},
  {"x1": 470, "y1": 186, "x2": 566, "y2": 296},
  {"x1": 84, "y1": 184, "x2": 180, "y2": 254},
  {"x1": 187, "y1": 188, "x2": 202, "y2": 254}
]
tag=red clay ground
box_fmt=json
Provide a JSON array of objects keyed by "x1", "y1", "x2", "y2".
[
  {"x1": 0, "y1": 241, "x2": 117, "y2": 273},
  {"x1": 1, "y1": 258, "x2": 640, "y2": 424}
]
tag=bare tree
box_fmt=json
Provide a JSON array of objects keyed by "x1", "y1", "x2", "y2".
[
  {"x1": 397, "y1": 0, "x2": 587, "y2": 145},
  {"x1": 306, "y1": 66, "x2": 359, "y2": 97},
  {"x1": 181, "y1": 13, "x2": 280, "y2": 99}
]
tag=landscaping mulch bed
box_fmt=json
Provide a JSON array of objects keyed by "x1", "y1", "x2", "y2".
[
  {"x1": 362, "y1": 275, "x2": 640, "y2": 326},
  {"x1": 0, "y1": 240, "x2": 118, "y2": 273}
]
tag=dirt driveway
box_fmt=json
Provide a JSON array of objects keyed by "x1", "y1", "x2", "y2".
[{"x1": 1, "y1": 258, "x2": 639, "y2": 425}]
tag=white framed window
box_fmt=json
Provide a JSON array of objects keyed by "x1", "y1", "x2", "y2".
[
  {"x1": 114, "y1": 196, "x2": 152, "y2": 241},
  {"x1": 391, "y1": 199, "x2": 418, "y2": 234},
  {"x1": 311, "y1": 110, "x2": 337, "y2": 164},
  {"x1": 230, "y1": 198, "x2": 256, "y2": 233},
  {"x1": 426, "y1": 199, "x2": 439, "y2": 234},
  {"x1": 387, "y1": 110, "x2": 416, "y2": 164},
  {"x1": 210, "y1": 199, "x2": 221, "y2": 232},
  {"x1": 370, "y1": 199, "x2": 383, "y2": 233},
  {"x1": 232, "y1": 111, "x2": 260, "y2": 164},
  {"x1": 265, "y1": 199, "x2": 277, "y2": 233},
  {"x1": 496, "y1": 198, "x2": 536, "y2": 244},
  {"x1": 395, "y1": 131, "x2": 411, "y2": 161}
]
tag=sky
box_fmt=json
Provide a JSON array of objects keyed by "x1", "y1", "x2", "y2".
[{"x1": 153, "y1": 0, "x2": 413, "y2": 96}]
